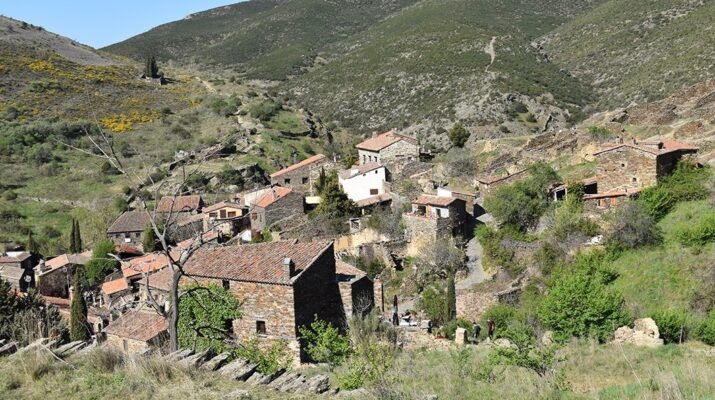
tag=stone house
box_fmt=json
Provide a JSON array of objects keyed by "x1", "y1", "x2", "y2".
[
  {"x1": 437, "y1": 187, "x2": 477, "y2": 216},
  {"x1": 250, "y1": 187, "x2": 304, "y2": 233},
  {"x1": 103, "y1": 309, "x2": 168, "y2": 354},
  {"x1": 107, "y1": 211, "x2": 151, "y2": 247},
  {"x1": 403, "y1": 194, "x2": 467, "y2": 241},
  {"x1": 203, "y1": 201, "x2": 250, "y2": 237},
  {"x1": 338, "y1": 162, "x2": 388, "y2": 203},
  {"x1": 101, "y1": 277, "x2": 131, "y2": 307},
  {"x1": 475, "y1": 169, "x2": 528, "y2": 198},
  {"x1": 35, "y1": 251, "x2": 91, "y2": 298},
  {"x1": 156, "y1": 195, "x2": 204, "y2": 215},
  {"x1": 355, "y1": 193, "x2": 393, "y2": 215},
  {"x1": 270, "y1": 154, "x2": 331, "y2": 193},
  {"x1": 356, "y1": 130, "x2": 419, "y2": 172},
  {"x1": 0, "y1": 251, "x2": 38, "y2": 292},
  {"x1": 183, "y1": 240, "x2": 346, "y2": 362},
  {"x1": 335, "y1": 260, "x2": 383, "y2": 318},
  {"x1": 121, "y1": 253, "x2": 170, "y2": 287},
  {"x1": 136, "y1": 266, "x2": 172, "y2": 309}
]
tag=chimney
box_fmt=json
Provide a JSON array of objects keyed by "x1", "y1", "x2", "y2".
[
  {"x1": 632, "y1": 138, "x2": 637, "y2": 145},
  {"x1": 283, "y1": 257, "x2": 295, "y2": 278},
  {"x1": 371, "y1": 131, "x2": 378, "y2": 138}
]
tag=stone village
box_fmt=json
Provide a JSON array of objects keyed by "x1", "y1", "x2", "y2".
[{"x1": 0, "y1": 128, "x2": 700, "y2": 368}]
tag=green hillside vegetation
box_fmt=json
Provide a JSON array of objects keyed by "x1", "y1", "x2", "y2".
[{"x1": 543, "y1": 0, "x2": 715, "y2": 109}]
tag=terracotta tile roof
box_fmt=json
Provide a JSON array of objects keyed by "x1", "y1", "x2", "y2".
[
  {"x1": 335, "y1": 260, "x2": 367, "y2": 282},
  {"x1": 184, "y1": 240, "x2": 333, "y2": 285},
  {"x1": 413, "y1": 194, "x2": 457, "y2": 207},
  {"x1": 140, "y1": 267, "x2": 173, "y2": 292},
  {"x1": 339, "y1": 162, "x2": 384, "y2": 180},
  {"x1": 356, "y1": 193, "x2": 392, "y2": 208},
  {"x1": 0, "y1": 266, "x2": 24, "y2": 280},
  {"x1": 108, "y1": 211, "x2": 151, "y2": 234},
  {"x1": 356, "y1": 130, "x2": 418, "y2": 152},
  {"x1": 254, "y1": 187, "x2": 293, "y2": 208},
  {"x1": 203, "y1": 201, "x2": 245, "y2": 214},
  {"x1": 102, "y1": 278, "x2": 130, "y2": 296},
  {"x1": 115, "y1": 245, "x2": 144, "y2": 256},
  {"x1": 174, "y1": 231, "x2": 220, "y2": 252},
  {"x1": 475, "y1": 169, "x2": 528, "y2": 185},
  {"x1": 157, "y1": 195, "x2": 203, "y2": 213},
  {"x1": 104, "y1": 309, "x2": 168, "y2": 342},
  {"x1": 593, "y1": 139, "x2": 699, "y2": 157},
  {"x1": 44, "y1": 253, "x2": 91, "y2": 271},
  {"x1": 270, "y1": 154, "x2": 326, "y2": 178},
  {"x1": 122, "y1": 253, "x2": 169, "y2": 279},
  {"x1": 0, "y1": 252, "x2": 32, "y2": 264}
]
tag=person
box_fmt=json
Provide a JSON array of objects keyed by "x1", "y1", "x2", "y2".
[
  {"x1": 487, "y1": 319, "x2": 495, "y2": 340},
  {"x1": 392, "y1": 295, "x2": 399, "y2": 326},
  {"x1": 473, "y1": 321, "x2": 481, "y2": 344}
]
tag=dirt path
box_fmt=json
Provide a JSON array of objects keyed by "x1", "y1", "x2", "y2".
[
  {"x1": 484, "y1": 36, "x2": 497, "y2": 72},
  {"x1": 457, "y1": 236, "x2": 486, "y2": 292},
  {"x1": 195, "y1": 77, "x2": 217, "y2": 94}
]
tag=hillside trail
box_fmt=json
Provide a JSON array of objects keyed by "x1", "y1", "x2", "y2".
[
  {"x1": 484, "y1": 36, "x2": 497, "y2": 72},
  {"x1": 195, "y1": 76, "x2": 218, "y2": 94}
]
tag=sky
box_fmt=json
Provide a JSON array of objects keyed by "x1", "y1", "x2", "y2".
[{"x1": 0, "y1": 1, "x2": 242, "y2": 48}]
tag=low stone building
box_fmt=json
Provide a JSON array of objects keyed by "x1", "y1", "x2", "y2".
[
  {"x1": 103, "y1": 309, "x2": 168, "y2": 354},
  {"x1": 437, "y1": 187, "x2": 477, "y2": 216},
  {"x1": 335, "y1": 260, "x2": 383, "y2": 318},
  {"x1": 338, "y1": 162, "x2": 388, "y2": 203},
  {"x1": 203, "y1": 201, "x2": 249, "y2": 237},
  {"x1": 121, "y1": 253, "x2": 170, "y2": 286},
  {"x1": 107, "y1": 211, "x2": 151, "y2": 247},
  {"x1": 137, "y1": 266, "x2": 172, "y2": 309},
  {"x1": 403, "y1": 194, "x2": 467, "y2": 241},
  {"x1": 475, "y1": 169, "x2": 528, "y2": 198},
  {"x1": 250, "y1": 187, "x2": 304, "y2": 233},
  {"x1": 36, "y1": 251, "x2": 91, "y2": 298},
  {"x1": 183, "y1": 240, "x2": 346, "y2": 362},
  {"x1": 270, "y1": 154, "x2": 331, "y2": 193},
  {"x1": 101, "y1": 277, "x2": 131, "y2": 307},
  {"x1": 356, "y1": 130, "x2": 419, "y2": 173},
  {"x1": 0, "y1": 251, "x2": 38, "y2": 292},
  {"x1": 156, "y1": 195, "x2": 204, "y2": 215}
]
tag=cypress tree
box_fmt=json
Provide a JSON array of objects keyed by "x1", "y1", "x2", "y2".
[
  {"x1": 27, "y1": 232, "x2": 39, "y2": 254},
  {"x1": 73, "y1": 219, "x2": 82, "y2": 253},
  {"x1": 446, "y1": 275, "x2": 456, "y2": 321},
  {"x1": 142, "y1": 225, "x2": 156, "y2": 252},
  {"x1": 69, "y1": 269, "x2": 90, "y2": 341},
  {"x1": 69, "y1": 219, "x2": 77, "y2": 253}
]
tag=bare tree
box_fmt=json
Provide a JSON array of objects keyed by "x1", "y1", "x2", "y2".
[{"x1": 57, "y1": 125, "x2": 216, "y2": 351}]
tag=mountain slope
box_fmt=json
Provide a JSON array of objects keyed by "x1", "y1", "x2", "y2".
[{"x1": 541, "y1": 0, "x2": 715, "y2": 110}]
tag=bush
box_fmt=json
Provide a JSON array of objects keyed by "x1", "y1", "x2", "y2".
[
  {"x1": 538, "y1": 255, "x2": 629, "y2": 343},
  {"x1": 481, "y1": 322, "x2": 557, "y2": 380},
  {"x1": 673, "y1": 213, "x2": 715, "y2": 248},
  {"x1": 481, "y1": 304, "x2": 517, "y2": 338},
  {"x1": 418, "y1": 283, "x2": 448, "y2": 325},
  {"x1": 551, "y1": 200, "x2": 599, "y2": 241},
  {"x1": 448, "y1": 122, "x2": 470, "y2": 148},
  {"x1": 652, "y1": 309, "x2": 690, "y2": 344},
  {"x1": 248, "y1": 100, "x2": 281, "y2": 121},
  {"x1": 236, "y1": 336, "x2": 292, "y2": 374},
  {"x1": 588, "y1": 126, "x2": 613, "y2": 141},
  {"x1": 475, "y1": 226, "x2": 519, "y2": 275},
  {"x1": 639, "y1": 163, "x2": 708, "y2": 220},
  {"x1": 84, "y1": 240, "x2": 119, "y2": 286},
  {"x1": 178, "y1": 284, "x2": 241, "y2": 353},
  {"x1": 299, "y1": 318, "x2": 351, "y2": 371},
  {"x1": 442, "y1": 318, "x2": 474, "y2": 340},
  {"x1": 606, "y1": 201, "x2": 661, "y2": 250},
  {"x1": 695, "y1": 310, "x2": 715, "y2": 346}
]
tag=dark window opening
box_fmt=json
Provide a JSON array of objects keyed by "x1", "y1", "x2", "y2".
[
  {"x1": 220, "y1": 210, "x2": 226, "y2": 219},
  {"x1": 370, "y1": 189, "x2": 379, "y2": 195},
  {"x1": 256, "y1": 320, "x2": 266, "y2": 335},
  {"x1": 227, "y1": 211, "x2": 236, "y2": 218},
  {"x1": 284, "y1": 178, "x2": 291, "y2": 185},
  {"x1": 222, "y1": 280, "x2": 230, "y2": 290},
  {"x1": 224, "y1": 319, "x2": 234, "y2": 336},
  {"x1": 302, "y1": 177, "x2": 309, "y2": 184}
]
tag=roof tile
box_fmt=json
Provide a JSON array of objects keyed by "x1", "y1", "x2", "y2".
[
  {"x1": 103, "y1": 309, "x2": 168, "y2": 342},
  {"x1": 356, "y1": 130, "x2": 418, "y2": 152},
  {"x1": 156, "y1": 195, "x2": 203, "y2": 213},
  {"x1": 107, "y1": 211, "x2": 151, "y2": 234},
  {"x1": 270, "y1": 154, "x2": 326, "y2": 178}
]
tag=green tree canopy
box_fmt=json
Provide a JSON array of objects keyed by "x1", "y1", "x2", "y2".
[
  {"x1": 448, "y1": 122, "x2": 470, "y2": 148},
  {"x1": 69, "y1": 269, "x2": 90, "y2": 341},
  {"x1": 178, "y1": 284, "x2": 241, "y2": 353},
  {"x1": 84, "y1": 240, "x2": 119, "y2": 286}
]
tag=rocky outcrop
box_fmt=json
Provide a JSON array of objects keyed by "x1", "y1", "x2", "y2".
[{"x1": 612, "y1": 318, "x2": 664, "y2": 347}]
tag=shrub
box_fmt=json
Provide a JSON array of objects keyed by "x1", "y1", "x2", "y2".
[
  {"x1": 551, "y1": 200, "x2": 599, "y2": 241},
  {"x1": 538, "y1": 256, "x2": 629, "y2": 343},
  {"x1": 442, "y1": 318, "x2": 474, "y2": 340},
  {"x1": 481, "y1": 322, "x2": 557, "y2": 380},
  {"x1": 481, "y1": 304, "x2": 517, "y2": 338},
  {"x1": 418, "y1": 283, "x2": 448, "y2": 325},
  {"x1": 639, "y1": 163, "x2": 708, "y2": 220},
  {"x1": 525, "y1": 113, "x2": 537, "y2": 123},
  {"x1": 299, "y1": 318, "x2": 352, "y2": 370},
  {"x1": 606, "y1": 201, "x2": 661, "y2": 250},
  {"x1": 178, "y1": 284, "x2": 241, "y2": 353},
  {"x1": 475, "y1": 226, "x2": 519, "y2": 275},
  {"x1": 588, "y1": 126, "x2": 613, "y2": 141},
  {"x1": 84, "y1": 240, "x2": 119, "y2": 286},
  {"x1": 448, "y1": 122, "x2": 470, "y2": 148},
  {"x1": 248, "y1": 100, "x2": 281, "y2": 121},
  {"x1": 673, "y1": 213, "x2": 715, "y2": 248},
  {"x1": 3, "y1": 190, "x2": 17, "y2": 201},
  {"x1": 652, "y1": 309, "x2": 690, "y2": 344},
  {"x1": 236, "y1": 336, "x2": 292, "y2": 374},
  {"x1": 695, "y1": 310, "x2": 715, "y2": 346}
]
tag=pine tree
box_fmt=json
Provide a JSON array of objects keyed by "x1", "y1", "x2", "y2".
[
  {"x1": 446, "y1": 275, "x2": 456, "y2": 321},
  {"x1": 69, "y1": 269, "x2": 89, "y2": 341},
  {"x1": 73, "y1": 219, "x2": 82, "y2": 253}
]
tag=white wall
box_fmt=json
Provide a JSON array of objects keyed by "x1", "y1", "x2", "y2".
[{"x1": 339, "y1": 167, "x2": 386, "y2": 202}]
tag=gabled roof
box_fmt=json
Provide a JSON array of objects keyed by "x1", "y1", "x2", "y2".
[
  {"x1": 203, "y1": 201, "x2": 245, "y2": 214},
  {"x1": 356, "y1": 130, "x2": 418, "y2": 152},
  {"x1": 339, "y1": 162, "x2": 384, "y2": 180},
  {"x1": 0, "y1": 265, "x2": 24, "y2": 281},
  {"x1": 413, "y1": 194, "x2": 457, "y2": 207},
  {"x1": 0, "y1": 252, "x2": 32, "y2": 264},
  {"x1": 593, "y1": 139, "x2": 699, "y2": 157},
  {"x1": 356, "y1": 193, "x2": 392, "y2": 208},
  {"x1": 254, "y1": 187, "x2": 293, "y2": 208},
  {"x1": 184, "y1": 240, "x2": 333, "y2": 285},
  {"x1": 107, "y1": 211, "x2": 151, "y2": 234},
  {"x1": 270, "y1": 154, "x2": 326, "y2": 178},
  {"x1": 156, "y1": 195, "x2": 203, "y2": 213},
  {"x1": 335, "y1": 260, "x2": 368, "y2": 284},
  {"x1": 44, "y1": 252, "x2": 91, "y2": 271},
  {"x1": 139, "y1": 266, "x2": 173, "y2": 292},
  {"x1": 103, "y1": 309, "x2": 168, "y2": 342},
  {"x1": 122, "y1": 253, "x2": 169, "y2": 279},
  {"x1": 101, "y1": 278, "x2": 129, "y2": 296}
]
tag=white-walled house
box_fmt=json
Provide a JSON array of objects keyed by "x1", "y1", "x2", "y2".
[{"x1": 338, "y1": 163, "x2": 387, "y2": 202}]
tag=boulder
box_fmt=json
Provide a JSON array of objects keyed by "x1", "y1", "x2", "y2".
[
  {"x1": 54, "y1": 341, "x2": 86, "y2": 357},
  {"x1": 201, "y1": 352, "x2": 231, "y2": 371},
  {"x1": 268, "y1": 371, "x2": 301, "y2": 390},
  {"x1": 245, "y1": 371, "x2": 265, "y2": 385},
  {"x1": 454, "y1": 327, "x2": 468, "y2": 345},
  {"x1": 541, "y1": 331, "x2": 554, "y2": 347},
  {"x1": 256, "y1": 369, "x2": 284, "y2": 385},
  {"x1": 179, "y1": 349, "x2": 212, "y2": 368},
  {"x1": 0, "y1": 342, "x2": 18, "y2": 357},
  {"x1": 304, "y1": 374, "x2": 331, "y2": 394},
  {"x1": 337, "y1": 388, "x2": 370, "y2": 398},
  {"x1": 165, "y1": 348, "x2": 193, "y2": 362},
  {"x1": 612, "y1": 318, "x2": 664, "y2": 347},
  {"x1": 219, "y1": 359, "x2": 258, "y2": 381},
  {"x1": 222, "y1": 389, "x2": 251, "y2": 400}
]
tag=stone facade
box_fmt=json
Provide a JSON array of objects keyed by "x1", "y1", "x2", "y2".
[
  {"x1": 476, "y1": 169, "x2": 528, "y2": 199},
  {"x1": 595, "y1": 146, "x2": 657, "y2": 193},
  {"x1": 36, "y1": 265, "x2": 74, "y2": 298},
  {"x1": 402, "y1": 214, "x2": 454, "y2": 242},
  {"x1": 358, "y1": 140, "x2": 419, "y2": 173},
  {"x1": 104, "y1": 332, "x2": 165, "y2": 354},
  {"x1": 250, "y1": 191, "x2": 304, "y2": 232},
  {"x1": 338, "y1": 277, "x2": 374, "y2": 318},
  {"x1": 456, "y1": 291, "x2": 498, "y2": 323},
  {"x1": 270, "y1": 154, "x2": 334, "y2": 194}
]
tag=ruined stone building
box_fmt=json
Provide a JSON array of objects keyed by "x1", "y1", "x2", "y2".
[
  {"x1": 269, "y1": 154, "x2": 331, "y2": 193},
  {"x1": 203, "y1": 201, "x2": 249, "y2": 237},
  {"x1": 183, "y1": 240, "x2": 349, "y2": 362},
  {"x1": 356, "y1": 130, "x2": 419, "y2": 172},
  {"x1": 249, "y1": 186, "x2": 304, "y2": 233},
  {"x1": 437, "y1": 187, "x2": 477, "y2": 216},
  {"x1": 103, "y1": 309, "x2": 168, "y2": 354},
  {"x1": 475, "y1": 169, "x2": 528, "y2": 199},
  {"x1": 335, "y1": 260, "x2": 383, "y2": 318},
  {"x1": 403, "y1": 194, "x2": 467, "y2": 242},
  {"x1": 156, "y1": 195, "x2": 204, "y2": 215},
  {"x1": 36, "y1": 251, "x2": 91, "y2": 298}
]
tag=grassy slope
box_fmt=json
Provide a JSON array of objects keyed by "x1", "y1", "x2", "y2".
[
  {"x1": 286, "y1": 0, "x2": 598, "y2": 131},
  {"x1": 543, "y1": 0, "x2": 715, "y2": 109}
]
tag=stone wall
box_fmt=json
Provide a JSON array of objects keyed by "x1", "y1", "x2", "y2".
[
  {"x1": 379, "y1": 140, "x2": 420, "y2": 170},
  {"x1": 37, "y1": 265, "x2": 74, "y2": 298},
  {"x1": 108, "y1": 231, "x2": 143, "y2": 247},
  {"x1": 251, "y1": 192, "x2": 304, "y2": 232},
  {"x1": 333, "y1": 228, "x2": 388, "y2": 254},
  {"x1": 271, "y1": 159, "x2": 333, "y2": 193},
  {"x1": 293, "y1": 246, "x2": 346, "y2": 333},
  {"x1": 455, "y1": 291, "x2": 498, "y2": 323},
  {"x1": 595, "y1": 147, "x2": 657, "y2": 193},
  {"x1": 104, "y1": 333, "x2": 166, "y2": 354}
]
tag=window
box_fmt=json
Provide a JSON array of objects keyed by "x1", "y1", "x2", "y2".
[
  {"x1": 370, "y1": 189, "x2": 379, "y2": 195},
  {"x1": 284, "y1": 178, "x2": 291, "y2": 185},
  {"x1": 256, "y1": 320, "x2": 266, "y2": 335},
  {"x1": 302, "y1": 177, "x2": 309, "y2": 184},
  {"x1": 220, "y1": 210, "x2": 226, "y2": 219},
  {"x1": 251, "y1": 213, "x2": 257, "y2": 220},
  {"x1": 632, "y1": 177, "x2": 637, "y2": 183},
  {"x1": 222, "y1": 280, "x2": 230, "y2": 290},
  {"x1": 227, "y1": 211, "x2": 236, "y2": 218},
  {"x1": 375, "y1": 170, "x2": 378, "y2": 174},
  {"x1": 124, "y1": 232, "x2": 130, "y2": 239},
  {"x1": 209, "y1": 212, "x2": 218, "y2": 218}
]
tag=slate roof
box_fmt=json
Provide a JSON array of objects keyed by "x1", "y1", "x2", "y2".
[
  {"x1": 356, "y1": 130, "x2": 418, "y2": 152},
  {"x1": 339, "y1": 162, "x2": 384, "y2": 180},
  {"x1": 413, "y1": 194, "x2": 457, "y2": 207},
  {"x1": 356, "y1": 193, "x2": 392, "y2": 208},
  {"x1": 184, "y1": 240, "x2": 333, "y2": 285},
  {"x1": 107, "y1": 211, "x2": 151, "y2": 233},
  {"x1": 203, "y1": 201, "x2": 245, "y2": 214},
  {"x1": 254, "y1": 187, "x2": 293, "y2": 208},
  {"x1": 101, "y1": 278, "x2": 130, "y2": 296},
  {"x1": 44, "y1": 252, "x2": 91, "y2": 271},
  {"x1": 103, "y1": 309, "x2": 168, "y2": 342},
  {"x1": 0, "y1": 252, "x2": 32, "y2": 264},
  {"x1": 594, "y1": 139, "x2": 699, "y2": 157},
  {"x1": 335, "y1": 260, "x2": 368, "y2": 283},
  {"x1": 156, "y1": 195, "x2": 203, "y2": 213},
  {"x1": 270, "y1": 154, "x2": 326, "y2": 178}
]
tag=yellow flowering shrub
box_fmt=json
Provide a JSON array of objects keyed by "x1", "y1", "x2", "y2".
[{"x1": 100, "y1": 111, "x2": 159, "y2": 133}]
